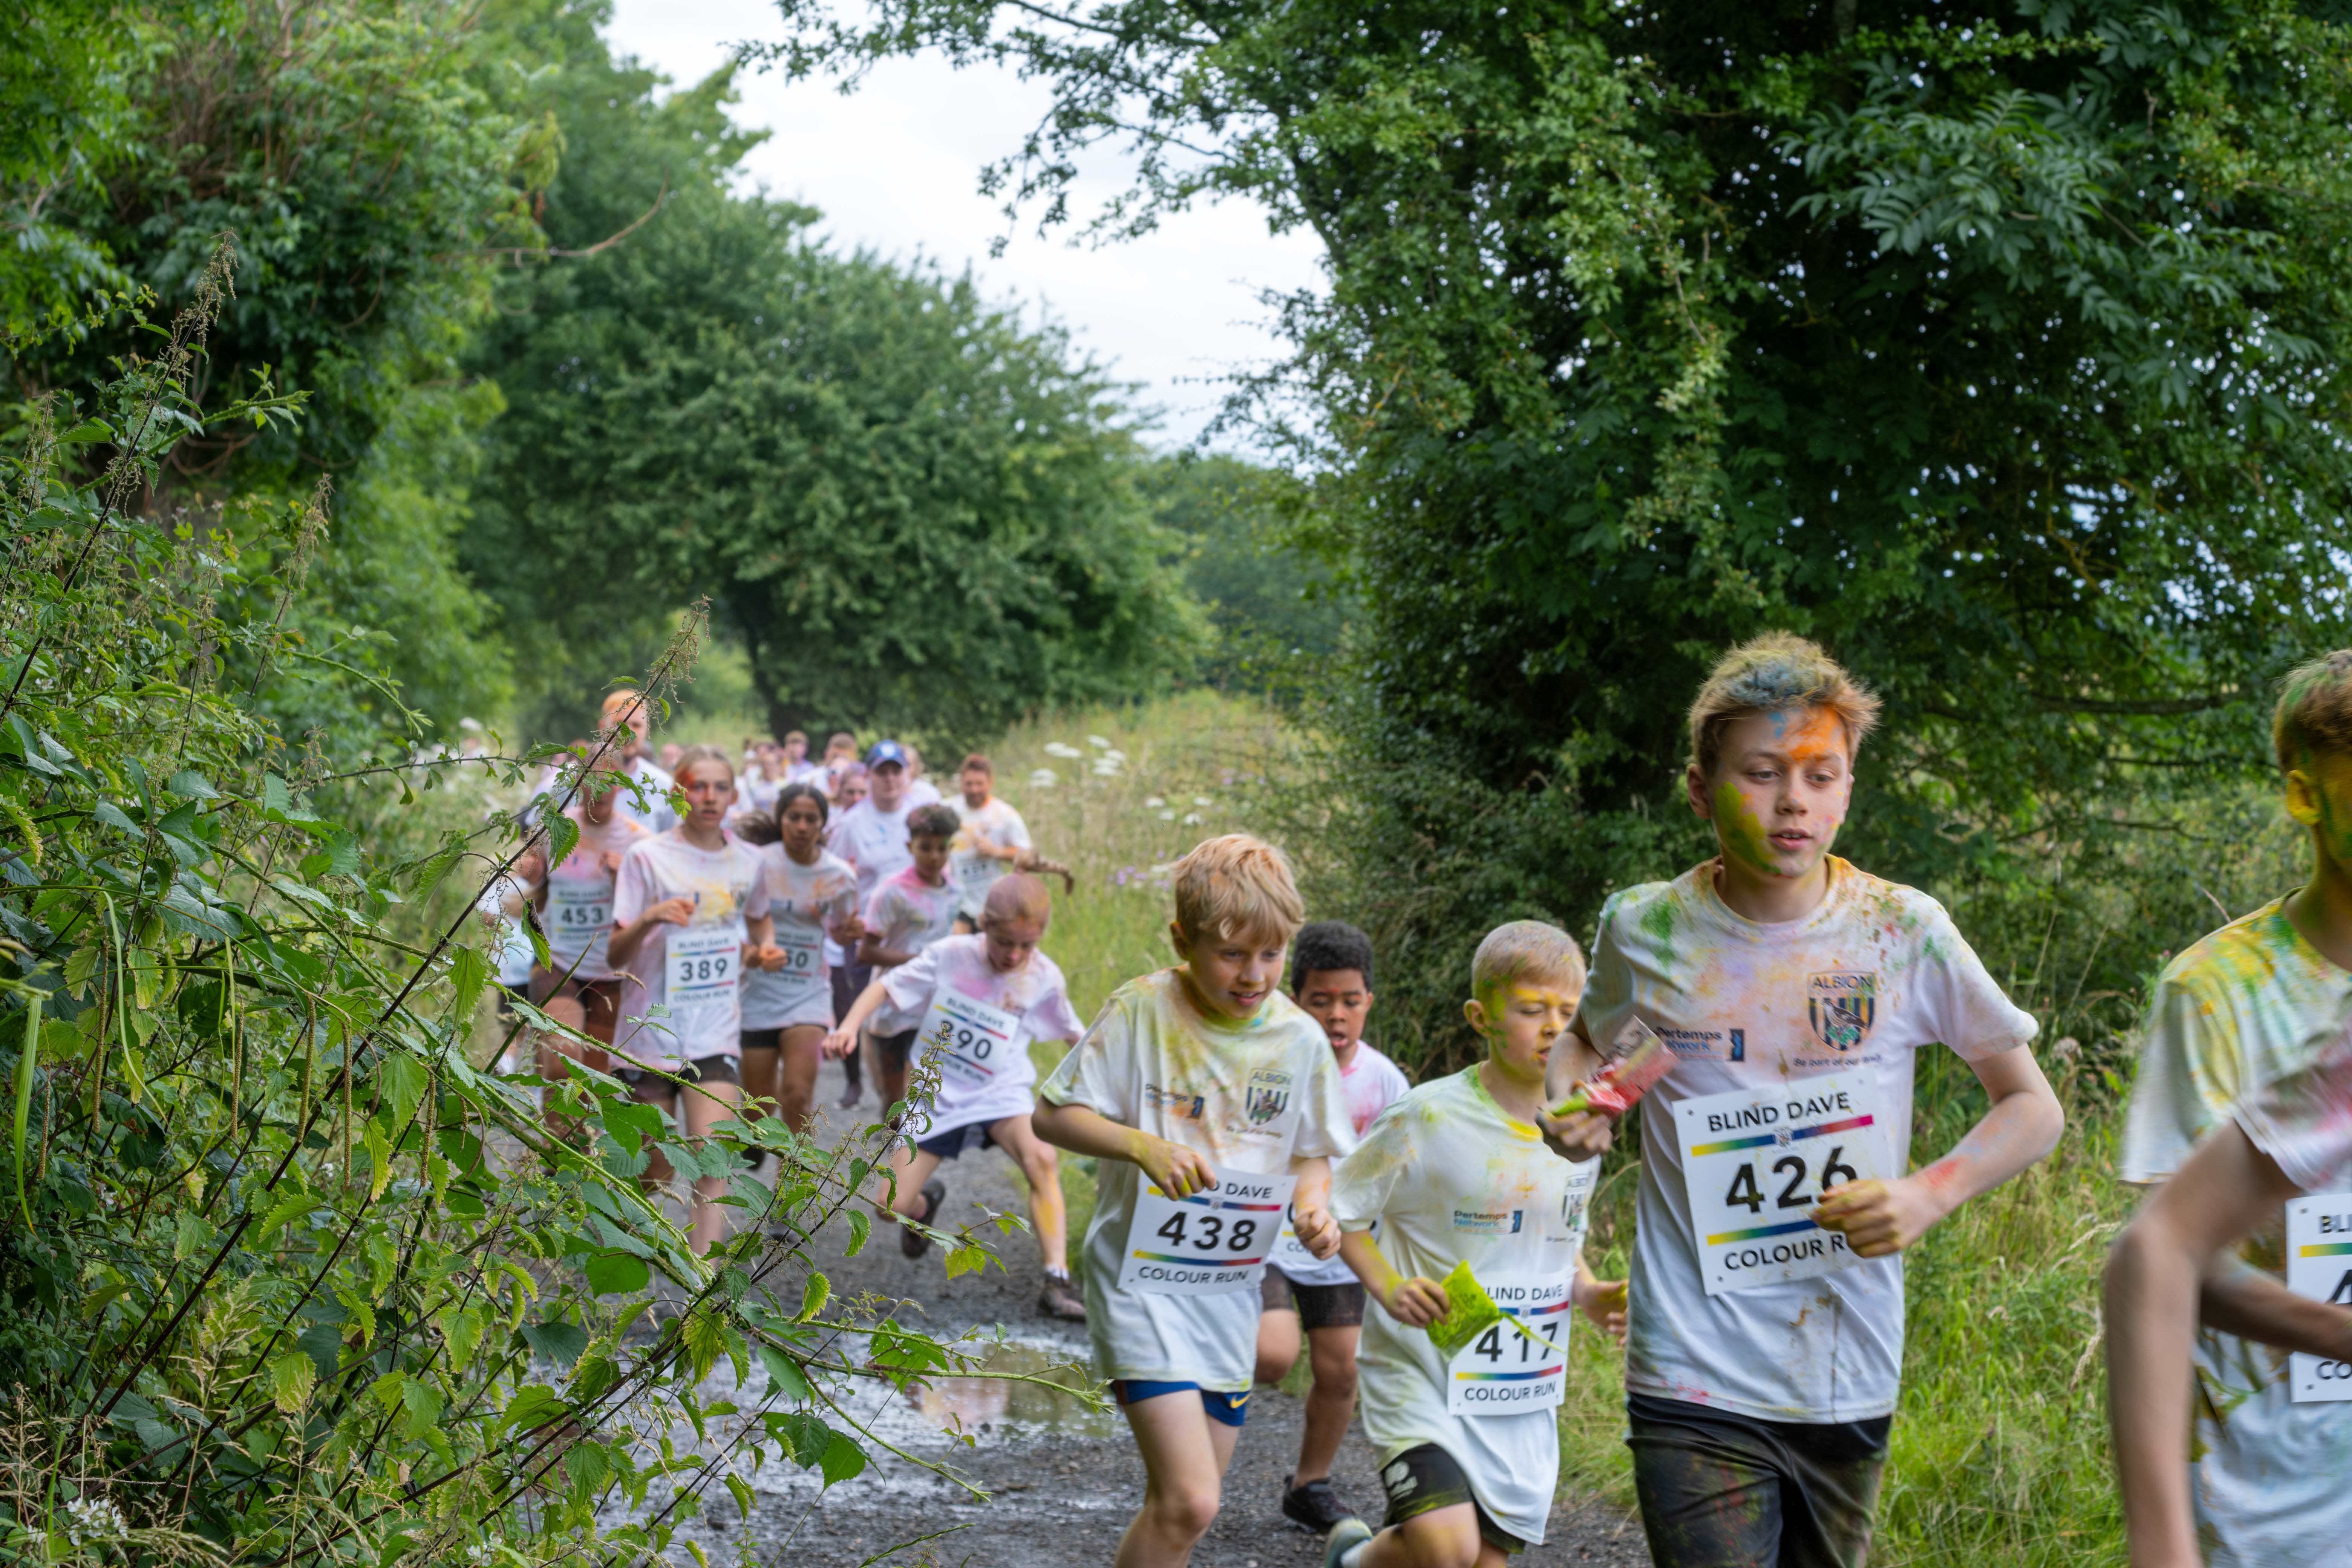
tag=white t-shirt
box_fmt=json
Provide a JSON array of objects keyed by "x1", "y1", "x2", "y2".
[
  {"x1": 830, "y1": 798, "x2": 914, "y2": 908},
  {"x1": 783, "y1": 759, "x2": 823, "y2": 785},
  {"x1": 873, "y1": 934, "x2": 1086, "y2": 1133},
  {"x1": 865, "y1": 868, "x2": 959, "y2": 966},
  {"x1": 1276, "y1": 1041, "x2": 1412, "y2": 1288},
  {"x1": 949, "y1": 796, "x2": 1033, "y2": 918},
  {"x1": 609, "y1": 830, "x2": 769, "y2": 1066},
  {"x1": 1040, "y1": 970, "x2": 1355, "y2": 1389},
  {"x1": 478, "y1": 876, "x2": 536, "y2": 988},
  {"x1": 740, "y1": 844, "x2": 858, "y2": 1032},
  {"x1": 1577, "y1": 857, "x2": 2037, "y2": 1423},
  {"x1": 2122, "y1": 898, "x2": 2352, "y2": 1568},
  {"x1": 1333, "y1": 1067, "x2": 1594, "y2": 1546},
  {"x1": 616, "y1": 756, "x2": 678, "y2": 834},
  {"x1": 540, "y1": 811, "x2": 651, "y2": 983},
  {"x1": 737, "y1": 769, "x2": 781, "y2": 818},
  {"x1": 907, "y1": 778, "x2": 943, "y2": 808}
]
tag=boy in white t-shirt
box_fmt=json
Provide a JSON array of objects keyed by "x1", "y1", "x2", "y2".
[
  {"x1": 1554, "y1": 634, "x2": 2063, "y2": 1568},
  {"x1": 2108, "y1": 651, "x2": 2352, "y2": 1568},
  {"x1": 826, "y1": 874, "x2": 1090, "y2": 1319},
  {"x1": 1035, "y1": 834, "x2": 1355, "y2": 1568},
  {"x1": 857, "y1": 801, "x2": 963, "y2": 1115},
  {"x1": 1323, "y1": 921, "x2": 1624, "y2": 1568},
  {"x1": 1254, "y1": 920, "x2": 1412, "y2": 1536}
]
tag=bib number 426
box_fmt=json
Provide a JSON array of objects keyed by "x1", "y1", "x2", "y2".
[
  {"x1": 1720, "y1": 1146, "x2": 1860, "y2": 1217},
  {"x1": 1672, "y1": 1070, "x2": 1890, "y2": 1297}
]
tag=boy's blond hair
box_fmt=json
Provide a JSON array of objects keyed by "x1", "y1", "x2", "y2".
[
  {"x1": 1471, "y1": 920, "x2": 1586, "y2": 997},
  {"x1": 2274, "y1": 651, "x2": 2352, "y2": 770},
  {"x1": 1170, "y1": 834, "x2": 1304, "y2": 944},
  {"x1": 1686, "y1": 633, "x2": 1882, "y2": 775}
]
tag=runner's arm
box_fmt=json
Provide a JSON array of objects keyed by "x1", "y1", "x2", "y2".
[
  {"x1": 605, "y1": 896, "x2": 692, "y2": 970},
  {"x1": 1538, "y1": 1014, "x2": 1614, "y2": 1162},
  {"x1": 2197, "y1": 1246, "x2": 2352, "y2": 1359},
  {"x1": 819, "y1": 978, "x2": 890, "y2": 1059},
  {"x1": 1337, "y1": 1230, "x2": 1447, "y2": 1326},
  {"x1": 744, "y1": 911, "x2": 780, "y2": 970},
  {"x1": 1286, "y1": 1154, "x2": 1337, "y2": 1258},
  {"x1": 1811, "y1": 1041, "x2": 2062, "y2": 1257},
  {"x1": 1030, "y1": 1101, "x2": 1215, "y2": 1198},
  {"x1": 1571, "y1": 1257, "x2": 1627, "y2": 1341},
  {"x1": 2107, "y1": 1119, "x2": 2304, "y2": 1568}
]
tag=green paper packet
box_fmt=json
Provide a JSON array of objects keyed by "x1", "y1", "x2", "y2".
[{"x1": 1425, "y1": 1261, "x2": 1504, "y2": 1355}]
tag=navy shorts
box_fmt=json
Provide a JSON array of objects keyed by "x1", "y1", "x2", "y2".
[{"x1": 1109, "y1": 1380, "x2": 1250, "y2": 1428}]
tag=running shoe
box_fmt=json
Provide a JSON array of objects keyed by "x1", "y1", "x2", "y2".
[
  {"x1": 1037, "y1": 1274, "x2": 1087, "y2": 1321},
  {"x1": 900, "y1": 1178, "x2": 946, "y2": 1259},
  {"x1": 837, "y1": 1080, "x2": 862, "y2": 1109},
  {"x1": 1322, "y1": 1517, "x2": 1372, "y2": 1568},
  {"x1": 1283, "y1": 1476, "x2": 1356, "y2": 1534}
]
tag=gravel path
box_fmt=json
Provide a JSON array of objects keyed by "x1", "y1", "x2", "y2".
[{"x1": 640, "y1": 1054, "x2": 1652, "y2": 1567}]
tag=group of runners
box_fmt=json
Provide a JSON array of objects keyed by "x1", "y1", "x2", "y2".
[{"x1": 486, "y1": 638, "x2": 2352, "y2": 1568}]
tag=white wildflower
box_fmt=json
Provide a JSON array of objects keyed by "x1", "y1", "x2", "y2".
[
  {"x1": 1157, "y1": 809, "x2": 1177, "y2": 822},
  {"x1": 1043, "y1": 742, "x2": 1083, "y2": 759},
  {"x1": 1086, "y1": 735, "x2": 1112, "y2": 749},
  {"x1": 1182, "y1": 812, "x2": 1204, "y2": 825},
  {"x1": 65, "y1": 1495, "x2": 129, "y2": 1549},
  {"x1": 1193, "y1": 796, "x2": 1213, "y2": 807},
  {"x1": 1144, "y1": 797, "x2": 1166, "y2": 808},
  {"x1": 1029, "y1": 769, "x2": 1058, "y2": 789},
  {"x1": 1102, "y1": 748, "x2": 1126, "y2": 763}
]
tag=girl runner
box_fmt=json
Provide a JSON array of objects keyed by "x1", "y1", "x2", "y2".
[
  {"x1": 608, "y1": 745, "x2": 782, "y2": 1254},
  {"x1": 531, "y1": 744, "x2": 651, "y2": 1091},
  {"x1": 737, "y1": 781, "x2": 865, "y2": 1141},
  {"x1": 828, "y1": 762, "x2": 871, "y2": 1107}
]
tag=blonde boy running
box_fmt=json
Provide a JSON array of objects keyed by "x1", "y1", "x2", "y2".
[
  {"x1": 1556, "y1": 634, "x2": 2062, "y2": 1568},
  {"x1": 1034, "y1": 834, "x2": 1355, "y2": 1568},
  {"x1": 2107, "y1": 651, "x2": 2352, "y2": 1568},
  {"x1": 825, "y1": 874, "x2": 1089, "y2": 1319},
  {"x1": 1324, "y1": 921, "x2": 1623, "y2": 1568}
]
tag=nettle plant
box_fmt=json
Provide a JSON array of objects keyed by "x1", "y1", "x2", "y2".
[{"x1": 0, "y1": 246, "x2": 1066, "y2": 1566}]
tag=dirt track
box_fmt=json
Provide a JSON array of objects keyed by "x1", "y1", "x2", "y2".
[{"x1": 631, "y1": 1053, "x2": 1652, "y2": 1566}]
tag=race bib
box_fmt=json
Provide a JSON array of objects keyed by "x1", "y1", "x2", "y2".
[
  {"x1": 764, "y1": 927, "x2": 823, "y2": 994},
  {"x1": 914, "y1": 990, "x2": 1022, "y2": 1091},
  {"x1": 1672, "y1": 1071, "x2": 1891, "y2": 1296},
  {"x1": 545, "y1": 880, "x2": 611, "y2": 961},
  {"x1": 2288, "y1": 1193, "x2": 2352, "y2": 1403},
  {"x1": 954, "y1": 851, "x2": 999, "y2": 891},
  {"x1": 663, "y1": 922, "x2": 743, "y2": 1034},
  {"x1": 1117, "y1": 1164, "x2": 1296, "y2": 1296},
  {"x1": 1446, "y1": 1276, "x2": 1573, "y2": 1415}
]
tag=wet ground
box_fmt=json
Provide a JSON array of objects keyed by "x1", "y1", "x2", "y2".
[{"x1": 621, "y1": 1054, "x2": 1651, "y2": 1567}]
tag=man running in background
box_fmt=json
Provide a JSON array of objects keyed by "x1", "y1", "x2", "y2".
[
  {"x1": 597, "y1": 688, "x2": 678, "y2": 834},
  {"x1": 949, "y1": 753, "x2": 1074, "y2": 933}
]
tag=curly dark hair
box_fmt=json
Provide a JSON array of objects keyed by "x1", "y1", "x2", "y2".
[
  {"x1": 907, "y1": 802, "x2": 962, "y2": 841},
  {"x1": 1289, "y1": 920, "x2": 1375, "y2": 994}
]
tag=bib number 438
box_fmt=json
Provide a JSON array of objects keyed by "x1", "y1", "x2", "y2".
[
  {"x1": 1116, "y1": 1165, "x2": 1297, "y2": 1297},
  {"x1": 1672, "y1": 1071, "x2": 1890, "y2": 1297}
]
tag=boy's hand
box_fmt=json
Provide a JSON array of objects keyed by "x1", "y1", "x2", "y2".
[
  {"x1": 1134, "y1": 1136, "x2": 1216, "y2": 1199},
  {"x1": 1383, "y1": 1276, "x2": 1450, "y2": 1328},
  {"x1": 1539, "y1": 1105, "x2": 1615, "y2": 1162},
  {"x1": 750, "y1": 943, "x2": 785, "y2": 972},
  {"x1": 1575, "y1": 1276, "x2": 1629, "y2": 1342},
  {"x1": 645, "y1": 896, "x2": 695, "y2": 927},
  {"x1": 1811, "y1": 1175, "x2": 1945, "y2": 1257},
  {"x1": 819, "y1": 1027, "x2": 858, "y2": 1061},
  {"x1": 1291, "y1": 1201, "x2": 1341, "y2": 1260}
]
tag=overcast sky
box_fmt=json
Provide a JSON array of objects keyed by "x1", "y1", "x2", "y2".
[{"x1": 602, "y1": 0, "x2": 1326, "y2": 449}]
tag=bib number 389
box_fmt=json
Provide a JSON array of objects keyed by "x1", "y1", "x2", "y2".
[
  {"x1": 1672, "y1": 1071, "x2": 1890, "y2": 1296},
  {"x1": 1118, "y1": 1164, "x2": 1297, "y2": 1297}
]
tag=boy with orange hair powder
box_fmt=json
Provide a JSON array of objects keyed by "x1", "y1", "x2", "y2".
[{"x1": 1035, "y1": 834, "x2": 1355, "y2": 1568}]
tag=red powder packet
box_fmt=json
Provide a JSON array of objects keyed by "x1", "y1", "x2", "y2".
[{"x1": 1550, "y1": 1017, "x2": 1673, "y2": 1117}]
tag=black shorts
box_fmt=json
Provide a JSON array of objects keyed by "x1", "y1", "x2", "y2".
[
  {"x1": 873, "y1": 1027, "x2": 917, "y2": 1073},
  {"x1": 916, "y1": 1120, "x2": 999, "y2": 1161},
  {"x1": 1259, "y1": 1265, "x2": 1367, "y2": 1330},
  {"x1": 1626, "y1": 1393, "x2": 1890, "y2": 1568},
  {"x1": 1379, "y1": 1443, "x2": 1525, "y2": 1555},
  {"x1": 615, "y1": 1053, "x2": 741, "y2": 1090}
]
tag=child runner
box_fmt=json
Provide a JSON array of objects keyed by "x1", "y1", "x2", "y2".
[
  {"x1": 2107, "y1": 651, "x2": 2352, "y2": 1568},
  {"x1": 835, "y1": 742, "x2": 920, "y2": 1109},
  {"x1": 1322, "y1": 921, "x2": 1624, "y2": 1568},
  {"x1": 854, "y1": 801, "x2": 965, "y2": 1113},
  {"x1": 737, "y1": 781, "x2": 864, "y2": 1141},
  {"x1": 608, "y1": 745, "x2": 782, "y2": 1254},
  {"x1": 825, "y1": 874, "x2": 1090, "y2": 1319},
  {"x1": 532, "y1": 744, "x2": 651, "y2": 1083},
  {"x1": 827, "y1": 761, "x2": 872, "y2": 1109},
  {"x1": 1256, "y1": 920, "x2": 1412, "y2": 1536},
  {"x1": 1556, "y1": 633, "x2": 2063, "y2": 1568},
  {"x1": 781, "y1": 730, "x2": 819, "y2": 784},
  {"x1": 1034, "y1": 834, "x2": 1355, "y2": 1568}
]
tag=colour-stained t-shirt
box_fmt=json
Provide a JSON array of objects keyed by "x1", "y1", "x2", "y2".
[
  {"x1": 2121, "y1": 897, "x2": 2352, "y2": 1568},
  {"x1": 616, "y1": 756, "x2": 678, "y2": 834},
  {"x1": 540, "y1": 810, "x2": 651, "y2": 983},
  {"x1": 609, "y1": 830, "x2": 768, "y2": 1066},
  {"x1": 949, "y1": 796, "x2": 1033, "y2": 918},
  {"x1": 1040, "y1": 970, "x2": 1355, "y2": 1389},
  {"x1": 1276, "y1": 1041, "x2": 1413, "y2": 1288},
  {"x1": 1332, "y1": 1066, "x2": 1594, "y2": 1547},
  {"x1": 864, "y1": 868, "x2": 959, "y2": 967},
  {"x1": 739, "y1": 844, "x2": 858, "y2": 1032},
  {"x1": 1576, "y1": 856, "x2": 2037, "y2": 1423},
  {"x1": 873, "y1": 934, "x2": 1086, "y2": 1133},
  {"x1": 830, "y1": 798, "x2": 914, "y2": 907}
]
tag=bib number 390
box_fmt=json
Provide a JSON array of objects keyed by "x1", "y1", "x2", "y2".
[
  {"x1": 1118, "y1": 1164, "x2": 1297, "y2": 1297},
  {"x1": 1673, "y1": 1071, "x2": 1890, "y2": 1297},
  {"x1": 916, "y1": 991, "x2": 1021, "y2": 1089}
]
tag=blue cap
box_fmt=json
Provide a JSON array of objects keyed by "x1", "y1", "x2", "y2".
[{"x1": 864, "y1": 740, "x2": 908, "y2": 769}]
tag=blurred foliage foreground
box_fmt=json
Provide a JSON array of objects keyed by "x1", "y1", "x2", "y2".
[{"x1": 0, "y1": 251, "x2": 1049, "y2": 1566}]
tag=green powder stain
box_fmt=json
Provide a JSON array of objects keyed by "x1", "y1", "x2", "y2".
[
  {"x1": 1640, "y1": 892, "x2": 1678, "y2": 968},
  {"x1": 1712, "y1": 779, "x2": 1777, "y2": 876}
]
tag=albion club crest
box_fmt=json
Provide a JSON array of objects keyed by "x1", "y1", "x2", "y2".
[
  {"x1": 1244, "y1": 1069, "x2": 1294, "y2": 1125},
  {"x1": 1806, "y1": 972, "x2": 1877, "y2": 1052}
]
